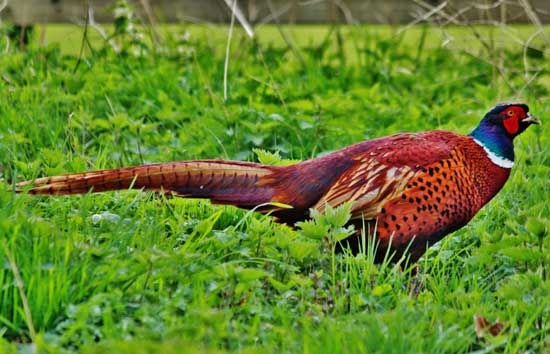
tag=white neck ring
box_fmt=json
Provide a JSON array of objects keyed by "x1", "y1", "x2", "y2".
[{"x1": 473, "y1": 138, "x2": 514, "y2": 169}]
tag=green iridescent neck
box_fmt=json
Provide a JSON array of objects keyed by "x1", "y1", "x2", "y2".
[{"x1": 469, "y1": 119, "x2": 515, "y2": 162}]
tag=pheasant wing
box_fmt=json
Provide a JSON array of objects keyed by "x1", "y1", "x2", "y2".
[{"x1": 313, "y1": 132, "x2": 458, "y2": 220}]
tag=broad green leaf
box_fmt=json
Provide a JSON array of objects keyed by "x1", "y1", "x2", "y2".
[{"x1": 296, "y1": 219, "x2": 329, "y2": 240}]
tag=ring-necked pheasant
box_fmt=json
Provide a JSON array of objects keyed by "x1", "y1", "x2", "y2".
[{"x1": 15, "y1": 103, "x2": 540, "y2": 262}]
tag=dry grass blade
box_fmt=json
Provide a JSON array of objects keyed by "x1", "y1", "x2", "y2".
[
  {"x1": 518, "y1": 0, "x2": 550, "y2": 45},
  {"x1": 223, "y1": 0, "x2": 254, "y2": 38},
  {"x1": 223, "y1": 0, "x2": 237, "y2": 102},
  {"x1": 266, "y1": 0, "x2": 306, "y2": 67},
  {"x1": 0, "y1": 0, "x2": 7, "y2": 19},
  {"x1": 139, "y1": 0, "x2": 161, "y2": 46},
  {"x1": 399, "y1": 1, "x2": 448, "y2": 34}
]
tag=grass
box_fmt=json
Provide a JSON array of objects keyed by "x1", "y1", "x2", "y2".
[{"x1": 0, "y1": 11, "x2": 550, "y2": 353}]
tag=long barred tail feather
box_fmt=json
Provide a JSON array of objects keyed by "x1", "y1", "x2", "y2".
[
  {"x1": 15, "y1": 152, "x2": 357, "y2": 223},
  {"x1": 15, "y1": 160, "x2": 281, "y2": 208}
]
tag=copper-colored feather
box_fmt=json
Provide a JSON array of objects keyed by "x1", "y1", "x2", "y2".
[
  {"x1": 17, "y1": 160, "x2": 283, "y2": 207},
  {"x1": 16, "y1": 103, "x2": 540, "y2": 263}
]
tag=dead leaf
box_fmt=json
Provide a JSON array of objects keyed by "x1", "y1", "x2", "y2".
[{"x1": 474, "y1": 314, "x2": 505, "y2": 338}]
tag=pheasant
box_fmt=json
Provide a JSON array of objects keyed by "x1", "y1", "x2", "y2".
[{"x1": 15, "y1": 103, "x2": 540, "y2": 263}]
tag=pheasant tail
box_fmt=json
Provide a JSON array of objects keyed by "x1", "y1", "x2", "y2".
[{"x1": 15, "y1": 160, "x2": 280, "y2": 208}]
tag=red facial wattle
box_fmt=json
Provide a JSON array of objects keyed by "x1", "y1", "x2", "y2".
[
  {"x1": 501, "y1": 105, "x2": 528, "y2": 135},
  {"x1": 503, "y1": 116, "x2": 519, "y2": 135}
]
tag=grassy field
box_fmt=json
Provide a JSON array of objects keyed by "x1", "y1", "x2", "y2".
[{"x1": 0, "y1": 14, "x2": 549, "y2": 353}]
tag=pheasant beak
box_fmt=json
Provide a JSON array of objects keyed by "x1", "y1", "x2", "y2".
[{"x1": 524, "y1": 113, "x2": 541, "y2": 125}]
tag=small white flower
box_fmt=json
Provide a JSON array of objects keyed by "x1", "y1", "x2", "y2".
[{"x1": 91, "y1": 211, "x2": 121, "y2": 224}]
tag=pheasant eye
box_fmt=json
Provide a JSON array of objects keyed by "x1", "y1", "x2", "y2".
[{"x1": 507, "y1": 110, "x2": 514, "y2": 116}]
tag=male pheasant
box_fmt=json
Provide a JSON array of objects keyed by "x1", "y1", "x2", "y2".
[{"x1": 15, "y1": 103, "x2": 540, "y2": 263}]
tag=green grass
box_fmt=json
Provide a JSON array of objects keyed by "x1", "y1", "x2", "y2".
[{"x1": 0, "y1": 15, "x2": 550, "y2": 353}]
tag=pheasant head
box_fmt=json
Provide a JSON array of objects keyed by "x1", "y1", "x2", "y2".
[{"x1": 470, "y1": 103, "x2": 541, "y2": 168}]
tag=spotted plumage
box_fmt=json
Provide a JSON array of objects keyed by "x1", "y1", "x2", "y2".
[{"x1": 16, "y1": 103, "x2": 540, "y2": 263}]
